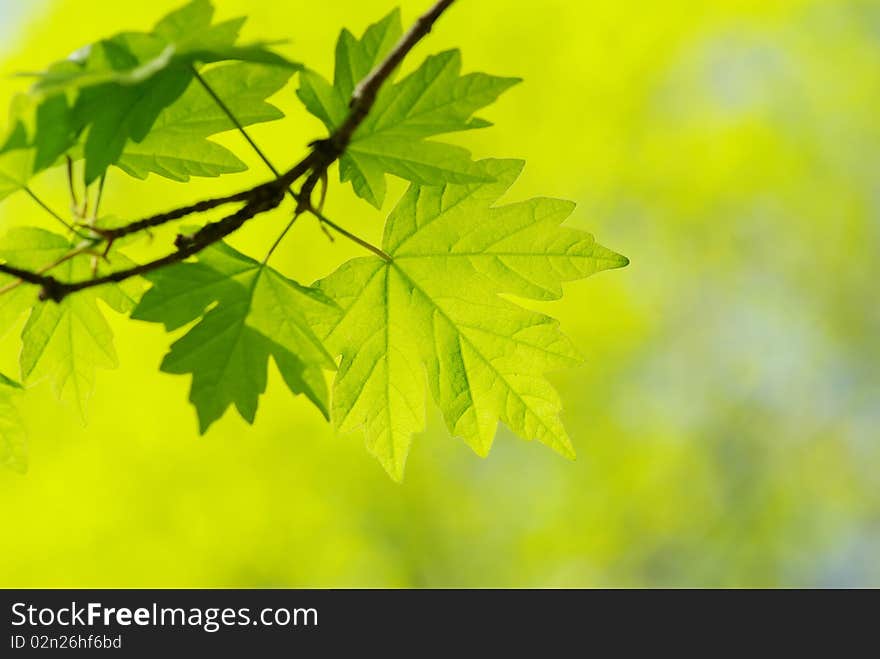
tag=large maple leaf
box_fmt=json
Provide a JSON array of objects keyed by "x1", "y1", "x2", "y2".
[{"x1": 311, "y1": 159, "x2": 628, "y2": 479}]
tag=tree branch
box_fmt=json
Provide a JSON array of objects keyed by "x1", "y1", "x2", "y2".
[
  {"x1": 340, "y1": 0, "x2": 456, "y2": 153},
  {"x1": 39, "y1": 187, "x2": 286, "y2": 302},
  {"x1": 0, "y1": 239, "x2": 100, "y2": 296},
  {"x1": 296, "y1": 0, "x2": 456, "y2": 207},
  {"x1": 0, "y1": 0, "x2": 455, "y2": 302}
]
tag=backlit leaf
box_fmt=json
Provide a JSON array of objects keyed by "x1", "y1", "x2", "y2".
[
  {"x1": 312, "y1": 159, "x2": 629, "y2": 480},
  {"x1": 0, "y1": 374, "x2": 26, "y2": 474},
  {"x1": 0, "y1": 228, "x2": 146, "y2": 420},
  {"x1": 132, "y1": 242, "x2": 339, "y2": 432},
  {"x1": 116, "y1": 62, "x2": 293, "y2": 182},
  {"x1": 297, "y1": 10, "x2": 519, "y2": 208},
  {"x1": 2, "y1": 0, "x2": 300, "y2": 185}
]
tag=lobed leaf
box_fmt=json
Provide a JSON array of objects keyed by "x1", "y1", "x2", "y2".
[
  {"x1": 0, "y1": 0, "x2": 300, "y2": 187},
  {"x1": 311, "y1": 159, "x2": 629, "y2": 480},
  {"x1": 116, "y1": 62, "x2": 294, "y2": 182},
  {"x1": 297, "y1": 10, "x2": 520, "y2": 209},
  {"x1": 132, "y1": 242, "x2": 340, "y2": 432},
  {"x1": 0, "y1": 228, "x2": 145, "y2": 420},
  {"x1": 0, "y1": 373, "x2": 26, "y2": 473}
]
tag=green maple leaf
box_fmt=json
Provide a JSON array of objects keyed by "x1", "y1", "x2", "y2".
[
  {"x1": 2, "y1": 0, "x2": 299, "y2": 185},
  {"x1": 297, "y1": 9, "x2": 520, "y2": 208},
  {"x1": 0, "y1": 373, "x2": 26, "y2": 474},
  {"x1": 311, "y1": 159, "x2": 629, "y2": 480},
  {"x1": 131, "y1": 241, "x2": 339, "y2": 432},
  {"x1": 27, "y1": 1, "x2": 294, "y2": 97},
  {"x1": 116, "y1": 62, "x2": 293, "y2": 181},
  {"x1": 0, "y1": 228, "x2": 145, "y2": 420}
]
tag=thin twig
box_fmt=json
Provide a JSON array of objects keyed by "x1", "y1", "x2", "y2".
[
  {"x1": 0, "y1": 240, "x2": 99, "y2": 296},
  {"x1": 0, "y1": 261, "x2": 66, "y2": 288},
  {"x1": 39, "y1": 189, "x2": 286, "y2": 302},
  {"x1": 96, "y1": 156, "x2": 316, "y2": 241}
]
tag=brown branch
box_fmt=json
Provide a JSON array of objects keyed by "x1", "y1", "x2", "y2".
[
  {"x1": 40, "y1": 187, "x2": 286, "y2": 302},
  {"x1": 0, "y1": 262, "x2": 60, "y2": 288},
  {"x1": 297, "y1": 0, "x2": 456, "y2": 207},
  {"x1": 0, "y1": 241, "x2": 99, "y2": 297},
  {"x1": 96, "y1": 156, "x2": 317, "y2": 241},
  {"x1": 2, "y1": 0, "x2": 455, "y2": 303},
  {"x1": 341, "y1": 0, "x2": 456, "y2": 152}
]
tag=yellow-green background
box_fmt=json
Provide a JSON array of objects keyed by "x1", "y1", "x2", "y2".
[{"x1": 0, "y1": 0, "x2": 877, "y2": 587}]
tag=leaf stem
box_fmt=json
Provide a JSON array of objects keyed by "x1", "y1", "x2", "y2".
[
  {"x1": 262, "y1": 206, "x2": 393, "y2": 266},
  {"x1": 88, "y1": 173, "x2": 107, "y2": 276},
  {"x1": 191, "y1": 63, "x2": 308, "y2": 261},
  {"x1": 91, "y1": 173, "x2": 106, "y2": 224},
  {"x1": 65, "y1": 156, "x2": 78, "y2": 212},
  {"x1": 262, "y1": 216, "x2": 297, "y2": 266},
  {"x1": 23, "y1": 186, "x2": 92, "y2": 239},
  {"x1": 304, "y1": 205, "x2": 391, "y2": 262},
  {"x1": 190, "y1": 65, "x2": 286, "y2": 181},
  {"x1": 192, "y1": 63, "x2": 388, "y2": 261}
]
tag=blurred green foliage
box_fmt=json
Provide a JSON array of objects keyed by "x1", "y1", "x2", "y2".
[{"x1": 0, "y1": 0, "x2": 876, "y2": 587}]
